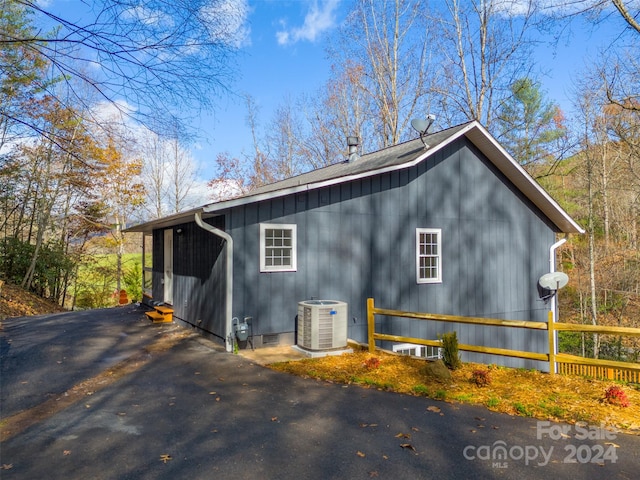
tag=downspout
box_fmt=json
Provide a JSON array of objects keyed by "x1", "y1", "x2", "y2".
[
  {"x1": 549, "y1": 237, "x2": 567, "y2": 373},
  {"x1": 195, "y1": 211, "x2": 234, "y2": 352}
]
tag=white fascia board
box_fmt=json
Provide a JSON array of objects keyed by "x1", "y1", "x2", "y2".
[
  {"x1": 204, "y1": 121, "x2": 584, "y2": 234},
  {"x1": 203, "y1": 143, "x2": 447, "y2": 215},
  {"x1": 466, "y1": 122, "x2": 585, "y2": 234}
]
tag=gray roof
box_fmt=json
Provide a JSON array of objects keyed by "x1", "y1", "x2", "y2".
[
  {"x1": 126, "y1": 121, "x2": 584, "y2": 234},
  {"x1": 246, "y1": 123, "x2": 469, "y2": 197}
]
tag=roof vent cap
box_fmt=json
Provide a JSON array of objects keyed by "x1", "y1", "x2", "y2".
[{"x1": 347, "y1": 136, "x2": 359, "y2": 162}]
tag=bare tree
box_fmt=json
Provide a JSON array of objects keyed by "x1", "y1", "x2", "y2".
[
  {"x1": 167, "y1": 136, "x2": 199, "y2": 213},
  {"x1": 329, "y1": 0, "x2": 432, "y2": 149},
  {"x1": 430, "y1": 0, "x2": 539, "y2": 129},
  {"x1": 3, "y1": 0, "x2": 247, "y2": 139},
  {"x1": 554, "y1": 0, "x2": 639, "y2": 114},
  {"x1": 298, "y1": 63, "x2": 373, "y2": 167},
  {"x1": 140, "y1": 132, "x2": 170, "y2": 219}
]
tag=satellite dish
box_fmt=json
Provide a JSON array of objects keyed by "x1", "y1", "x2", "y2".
[
  {"x1": 411, "y1": 114, "x2": 436, "y2": 149},
  {"x1": 411, "y1": 118, "x2": 430, "y2": 134},
  {"x1": 538, "y1": 272, "x2": 569, "y2": 291}
]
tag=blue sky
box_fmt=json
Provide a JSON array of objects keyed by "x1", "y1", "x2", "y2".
[
  {"x1": 193, "y1": 0, "x2": 628, "y2": 180},
  {"x1": 194, "y1": 0, "x2": 345, "y2": 176},
  {"x1": 42, "y1": 0, "x2": 632, "y2": 188}
]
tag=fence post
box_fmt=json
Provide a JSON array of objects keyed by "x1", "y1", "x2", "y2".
[
  {"x1": 548, "y1": 310, "x2": 555, "y2": 375},
  {"x1": 367, "y1": 298, "x2": 375, "y2": 353}
]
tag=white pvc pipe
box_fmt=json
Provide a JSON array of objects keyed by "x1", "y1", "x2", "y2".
[
  {"x1": 549, "y1": 237, "x2": 567, "y2": 373},
  {"x1": 195, "y1": 211, "x2": 234, "y2": 352}
]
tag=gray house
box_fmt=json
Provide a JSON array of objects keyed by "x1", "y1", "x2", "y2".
[{"x1": 126, "y1": 121, "x2": 583, "y2": 369}]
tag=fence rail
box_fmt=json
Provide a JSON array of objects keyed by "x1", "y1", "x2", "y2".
[{"x1": 366, "y1": 298, "x2": 640, "y2": 380}]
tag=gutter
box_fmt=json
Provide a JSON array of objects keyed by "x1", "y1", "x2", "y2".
[
  {"x1": 549, "y1": 237, "x2": 567, "y2": 373},
  {"x1": 195, "y1": 211, "x2": 234, "y2": 352}
]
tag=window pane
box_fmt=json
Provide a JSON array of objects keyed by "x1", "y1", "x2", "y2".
[
  {"x1": 261, "y1": 224, "x2": 297, "y2": 272},
  {"x1": 417, "y1": 229, "x2": 440, "y2": 282}
]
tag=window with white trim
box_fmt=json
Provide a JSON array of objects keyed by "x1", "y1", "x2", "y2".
[
  {"x1": 416, "y1": 228, "x2": 442, "y2": 283},
  {"x1": 260, "y1": 223, "x2": 297, "y2": 272}
]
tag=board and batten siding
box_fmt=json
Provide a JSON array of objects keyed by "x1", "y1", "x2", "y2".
[
  {"x1": 226, "y1": 137, "x2": 556, "y2": 369},
  {"x1": 153, "y1": 216, "x2": 228, "y2": 339}
]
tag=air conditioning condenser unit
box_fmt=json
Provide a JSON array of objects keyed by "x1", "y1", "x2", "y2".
[{"x1": 297, "y1": 300, "x2": 348, "y2": 351}]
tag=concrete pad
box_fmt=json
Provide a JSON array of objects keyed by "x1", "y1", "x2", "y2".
[{"x1": 236, "y1": 345, "x2": 308, "y2": 365}]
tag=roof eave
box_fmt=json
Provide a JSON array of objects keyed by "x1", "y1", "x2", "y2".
[
  {"x1": 463, "y1": 122, "x2": 585, "y2": 234},
  {"x1": 123, "y1": 208, "x2": 221, "y2": 233},
  {"x1": 132, "y1": 122, "x2": 583, "y2": 236}
]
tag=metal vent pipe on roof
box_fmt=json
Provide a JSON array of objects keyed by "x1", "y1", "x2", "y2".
[{"x1": 347, "y1": 136, "x2": 359, "y2": 162}]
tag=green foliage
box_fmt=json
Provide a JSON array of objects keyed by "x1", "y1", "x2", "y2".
[
  {"x1": 486, "y1": 397, "x2": 500, "y2": 408},
  {"x1": 74, "y1": 253, "x2": 142, "y2": 309},
  {"x1": 412, "y1": 384, "x2": 430, "y2": 396},
  {"x1": 74, "y1": 264, "x2": 117, "y2": 309},
  {"x1": 434, "y1": 389, "x2": 447, "y2": 400},
  {"x1": 453, "y1": 393, "x2": 474, "y2": 402},
  {"x1": 558, "y1": 331, "x2": 594, "y2": 357},
  {"x1": 123, "y1": 261, "x2": 143, "y2": 302},
  {"x1": 439, "y1": 331, "x2": 462, "y2": 370},
  {"x1": 513, "y1": 402, "x2": 534, "y2": 417},
  {"x1": 495, "y1": 77, "x2": 566, "y2": 169},
  {"x1": 0, "y1": 237, "x2": 74, "y2": 301},
  {"x1": 0, "y1": 238, "x2": 34, "y2": 284},
  {"x1": 538, "y1": 399, "x2": 567, "y2": 418}
]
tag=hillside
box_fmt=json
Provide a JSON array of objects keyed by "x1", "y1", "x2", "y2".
[{"x1": 0, "y1": 282, "x2": 66, "y2": 323}]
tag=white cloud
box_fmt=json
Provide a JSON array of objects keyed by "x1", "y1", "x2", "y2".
[
  {"x1": 201, "y1": 0, "x2": 252, "y2": 48},
  {"x1": 276, "y1": 0, "x2": 340, "y2": 46}
]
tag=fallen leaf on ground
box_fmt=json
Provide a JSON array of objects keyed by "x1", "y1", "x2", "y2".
[
  {"x1": 400, "y1": 443, "x2": 417, "y2": 453},
  {"x1": 395, "y1": 433, "x2": 410, "y2": 438},
  {"x1": 427, "y1": 406, "x2": 441, "y2": 413},
  {"x1": 160, "y1": 454, "x2": 172, "y2": 463},
  {"x1": 356, "y1": 451, "x2": 366, "y2": 458},
  {"x1": 2, "y1": 464, "x2": 13, "y2": 470},
  {"x1": 63, "y1": 450, "x2": 71, "y2": 456}
]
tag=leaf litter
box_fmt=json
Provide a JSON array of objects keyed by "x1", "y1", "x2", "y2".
[{"x1": 269, "y1": 349, "x2": 640, "y2": 435}]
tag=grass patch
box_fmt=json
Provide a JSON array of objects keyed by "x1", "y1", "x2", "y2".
[
  {"x1": 270, "y1": 349, "x2": 640, "y2": 434},
  {"x1": 434, "y1": 389, "x2": 447, "y2": 400},
  {"x1": 412, "y1": 384, "x2": 430, "y2": 396},
  {"x1": 513, "y1": 402, "x2": 535, "y2": 417},
  {"x1": 453, "y1": 393, "x2": 475, "y2": 402}
]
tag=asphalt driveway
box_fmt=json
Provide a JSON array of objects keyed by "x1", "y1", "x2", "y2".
[{"x1": 1, "y1": 306, "x2": 639, "y2": 479}]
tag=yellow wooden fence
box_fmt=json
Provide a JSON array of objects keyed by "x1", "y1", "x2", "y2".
[{"x1": 366, "y1": 298, "x2": 640, "y2": 381}]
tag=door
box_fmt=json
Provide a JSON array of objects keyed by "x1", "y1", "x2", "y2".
[{"x1": 163, "y1": 229, "x2": 174, "y2": 304}]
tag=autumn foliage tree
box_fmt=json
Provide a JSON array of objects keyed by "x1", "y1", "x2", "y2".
[{"x1": 95, "y1": 135, "x2": 145, "y2": 294}]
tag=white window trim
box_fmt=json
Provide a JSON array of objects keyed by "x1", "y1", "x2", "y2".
[
  {"x1": 260, "y1": 223, "x2": 297, "y2": 272},
  {"x1": 416, "y1": 228, "x2": 442, "y2": 284}
]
